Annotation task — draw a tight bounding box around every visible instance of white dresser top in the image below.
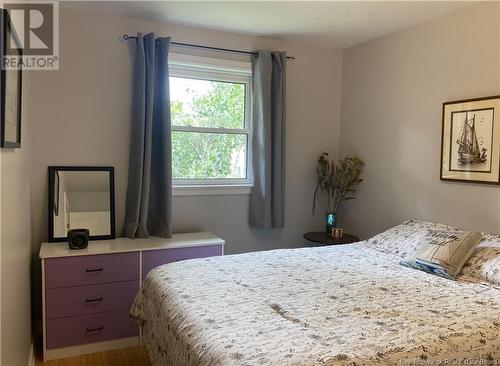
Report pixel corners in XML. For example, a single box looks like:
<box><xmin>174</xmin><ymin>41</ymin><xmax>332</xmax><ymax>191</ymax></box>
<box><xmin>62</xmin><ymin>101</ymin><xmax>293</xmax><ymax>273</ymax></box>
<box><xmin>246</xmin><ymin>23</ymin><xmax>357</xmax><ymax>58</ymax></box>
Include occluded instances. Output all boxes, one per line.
<box><xmin>39</xmin><ymin>232</ymin><xmax>225</xmax><ymax>259</ymax></box>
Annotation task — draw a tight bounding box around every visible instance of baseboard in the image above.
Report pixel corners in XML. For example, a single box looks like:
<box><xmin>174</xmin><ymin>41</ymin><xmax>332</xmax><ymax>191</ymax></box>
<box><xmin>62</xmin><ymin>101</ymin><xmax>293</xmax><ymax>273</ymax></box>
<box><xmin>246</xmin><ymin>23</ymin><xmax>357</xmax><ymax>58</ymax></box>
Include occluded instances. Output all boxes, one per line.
<box><xmin>28</xmin><ymin>341</ymin><xmax>35</xmax><ymax>366</ymax></box>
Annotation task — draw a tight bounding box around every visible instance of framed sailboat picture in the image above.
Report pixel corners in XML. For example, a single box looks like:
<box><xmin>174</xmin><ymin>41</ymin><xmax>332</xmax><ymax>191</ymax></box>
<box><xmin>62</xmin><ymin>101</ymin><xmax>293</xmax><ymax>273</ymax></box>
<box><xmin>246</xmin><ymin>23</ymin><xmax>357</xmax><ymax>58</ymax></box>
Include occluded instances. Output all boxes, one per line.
<box><xmin>441</xmin><ymin>95</ymin><xmax>500</xmax><ymax>184</ymax></box>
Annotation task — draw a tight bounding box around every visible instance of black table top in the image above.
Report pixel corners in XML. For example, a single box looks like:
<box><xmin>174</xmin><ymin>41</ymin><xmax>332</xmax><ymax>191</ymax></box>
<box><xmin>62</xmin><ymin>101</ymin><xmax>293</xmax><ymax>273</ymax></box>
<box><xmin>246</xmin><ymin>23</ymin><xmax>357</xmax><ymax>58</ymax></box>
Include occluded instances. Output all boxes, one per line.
<box><xmin>303</xmin><ymin>232</ymin><xmax>360</xmax><ymax>246</ymax></box>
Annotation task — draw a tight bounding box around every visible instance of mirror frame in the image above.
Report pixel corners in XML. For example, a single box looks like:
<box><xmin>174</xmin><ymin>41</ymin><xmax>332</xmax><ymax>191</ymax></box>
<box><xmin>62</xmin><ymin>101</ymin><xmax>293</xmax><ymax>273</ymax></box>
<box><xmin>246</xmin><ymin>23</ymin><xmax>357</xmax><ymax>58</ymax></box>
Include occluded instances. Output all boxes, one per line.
<box><xmin>48</xmin><ymin>166</ymin><xmax>116</xmax><ymax>243</ymax></box>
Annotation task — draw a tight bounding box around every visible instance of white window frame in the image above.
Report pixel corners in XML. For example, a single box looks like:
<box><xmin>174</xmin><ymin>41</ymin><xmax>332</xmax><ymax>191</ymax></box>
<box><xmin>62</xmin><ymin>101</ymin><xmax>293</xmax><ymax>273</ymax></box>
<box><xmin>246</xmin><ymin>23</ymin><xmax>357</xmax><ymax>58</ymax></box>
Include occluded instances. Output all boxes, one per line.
<box><xmin>169</xmin><ymin>53</ymin><xmax>253</xmax><ymax>195</ymax></box>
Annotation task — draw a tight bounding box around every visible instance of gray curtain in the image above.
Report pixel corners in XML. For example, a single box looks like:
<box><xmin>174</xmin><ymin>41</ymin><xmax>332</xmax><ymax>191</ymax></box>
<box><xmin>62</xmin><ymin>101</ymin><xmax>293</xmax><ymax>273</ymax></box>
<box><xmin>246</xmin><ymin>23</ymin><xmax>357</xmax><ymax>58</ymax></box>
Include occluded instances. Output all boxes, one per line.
<box><xmin>249</xmin><ymin>51</ymin><xmax>286</xmax><ymax>229</ymax></box>
<box><xmin>124</xmin><ymin>33</ymin><xmax>172</xmax><ymax>238</ymax></box>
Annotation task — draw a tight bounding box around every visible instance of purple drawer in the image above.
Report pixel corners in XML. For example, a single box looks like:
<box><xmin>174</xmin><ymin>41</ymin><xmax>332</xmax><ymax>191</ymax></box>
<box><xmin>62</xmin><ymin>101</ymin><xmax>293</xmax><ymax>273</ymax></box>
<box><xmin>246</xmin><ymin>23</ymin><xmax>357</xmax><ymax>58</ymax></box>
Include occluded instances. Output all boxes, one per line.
<box><xmin>46</xmin><ymin>280</ymin><xmax>139</xmax><ymax>319</ymax></box>
<box><xmin>142</xmin><ymin>245</ymin><xmax>222</xmax><ymax>278</ymax></box>
<box><xmin>46</xmin><ymin>310</ymin><xmax>138</xmax><ymax>349</ymax></box>
<box><xmin>45</xmin><ymin>252</ymin><xmax>139</xmax><ymax>288</ymax></box>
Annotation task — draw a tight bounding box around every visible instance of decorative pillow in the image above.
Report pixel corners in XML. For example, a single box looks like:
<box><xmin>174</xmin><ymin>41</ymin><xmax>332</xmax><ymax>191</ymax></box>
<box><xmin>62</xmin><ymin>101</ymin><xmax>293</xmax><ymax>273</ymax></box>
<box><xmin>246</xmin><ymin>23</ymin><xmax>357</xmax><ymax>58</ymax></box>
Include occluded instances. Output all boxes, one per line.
<box><xmin>400</xmin><ymin>229</ymin><xmax>482</xmax><ymax>280</ymax></box>
<box><xmin>366</xmin><ymin>219</ymin><xmax>459</xmax><ymax>258</ymax></box>
<box><xmin>459</xmin><ymin>234</ymin><xmax>500</xmax><ymax>288</ymax></box>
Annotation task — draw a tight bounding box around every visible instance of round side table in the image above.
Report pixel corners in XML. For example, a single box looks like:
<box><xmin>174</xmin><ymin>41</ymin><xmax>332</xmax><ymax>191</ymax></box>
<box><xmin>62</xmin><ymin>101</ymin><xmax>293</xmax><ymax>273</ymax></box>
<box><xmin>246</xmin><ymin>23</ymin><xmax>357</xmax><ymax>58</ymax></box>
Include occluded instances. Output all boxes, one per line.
<box><xmin>303</xmin><ymin>232</ymin><xmax>360</xmax><ymax>247</ymax></box>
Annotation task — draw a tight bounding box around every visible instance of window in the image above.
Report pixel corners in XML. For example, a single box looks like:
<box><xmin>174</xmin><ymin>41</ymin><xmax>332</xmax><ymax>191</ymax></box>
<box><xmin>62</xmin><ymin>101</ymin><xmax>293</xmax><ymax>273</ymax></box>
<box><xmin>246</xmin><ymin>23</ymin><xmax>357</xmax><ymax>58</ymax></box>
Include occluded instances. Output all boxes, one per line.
<box><xmin>169</xmin><ymin>54</ymin><xmax>252</xmax><ymax>190</ymax></box>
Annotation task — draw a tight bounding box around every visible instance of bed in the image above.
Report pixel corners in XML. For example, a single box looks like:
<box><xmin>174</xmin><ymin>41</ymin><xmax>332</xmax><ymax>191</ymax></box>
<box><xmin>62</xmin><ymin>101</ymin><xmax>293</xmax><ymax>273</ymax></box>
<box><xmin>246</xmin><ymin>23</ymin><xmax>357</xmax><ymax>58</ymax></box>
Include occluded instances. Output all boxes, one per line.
<box><xmin>130</xmin><ymin>221</ymin><xmax>500</xmax><ymax>365</ymax></box>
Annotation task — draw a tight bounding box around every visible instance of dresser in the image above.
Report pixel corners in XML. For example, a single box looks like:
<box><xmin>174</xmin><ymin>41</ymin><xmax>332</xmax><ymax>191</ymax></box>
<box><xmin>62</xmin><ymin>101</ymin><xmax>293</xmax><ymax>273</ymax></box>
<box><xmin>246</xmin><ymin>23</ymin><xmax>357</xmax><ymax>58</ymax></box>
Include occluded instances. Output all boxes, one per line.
<box><xmin>39</xmin><ymin>232</ymin><xmax>225</xmax><ymax>361</ymax></box>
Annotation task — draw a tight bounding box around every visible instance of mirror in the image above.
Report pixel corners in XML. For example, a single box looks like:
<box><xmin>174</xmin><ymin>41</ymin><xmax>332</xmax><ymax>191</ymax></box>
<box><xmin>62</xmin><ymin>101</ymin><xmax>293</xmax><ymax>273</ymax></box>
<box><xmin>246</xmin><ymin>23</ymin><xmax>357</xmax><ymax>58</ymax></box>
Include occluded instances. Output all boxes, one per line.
<box><xmin>48</xmin><ymin>166</ymin><xmax>115</xmax><ymax>242</ymax></box>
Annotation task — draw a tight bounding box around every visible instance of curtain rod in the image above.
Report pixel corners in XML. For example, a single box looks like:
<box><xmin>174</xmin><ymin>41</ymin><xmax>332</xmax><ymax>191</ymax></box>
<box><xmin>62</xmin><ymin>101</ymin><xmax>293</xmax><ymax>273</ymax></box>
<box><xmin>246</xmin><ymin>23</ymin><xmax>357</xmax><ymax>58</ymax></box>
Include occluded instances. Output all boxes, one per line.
<box><xmin>121</xmin><ymin>34</ymin><xmax>296</xmax><ymax>60</ymax></box>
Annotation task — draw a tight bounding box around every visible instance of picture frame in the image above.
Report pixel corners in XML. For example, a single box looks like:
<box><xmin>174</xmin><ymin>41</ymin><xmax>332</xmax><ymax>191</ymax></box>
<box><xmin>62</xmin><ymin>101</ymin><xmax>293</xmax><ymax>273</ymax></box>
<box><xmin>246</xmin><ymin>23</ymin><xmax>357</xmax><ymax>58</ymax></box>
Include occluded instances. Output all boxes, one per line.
<box><xmin>0</xmin><ymin>9</ymin><xmax>23</xmax><ymax>148</ymax></box>
<box><xmin>441</xmin><ymin>95</ymin><xmax>500</xmax><ymax>184</ymax></box>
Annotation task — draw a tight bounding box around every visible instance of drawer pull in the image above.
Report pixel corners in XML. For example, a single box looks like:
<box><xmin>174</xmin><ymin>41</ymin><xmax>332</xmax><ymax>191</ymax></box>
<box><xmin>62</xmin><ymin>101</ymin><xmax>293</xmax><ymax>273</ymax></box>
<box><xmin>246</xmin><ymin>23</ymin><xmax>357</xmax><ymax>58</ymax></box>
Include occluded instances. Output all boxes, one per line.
<box><xmin>85</xmin><ymin>297</ymin><xmax>103</xmax><ymax>303</ymax></box>
<box><xmin>85</xmin><ymin>268</ymin><xmax>103</xmax><ymax>273</ymax></box>
<box><xmin>86</xmin><ymin>326</ymin><xmax>104</xmax><ymax>332</ymax></box>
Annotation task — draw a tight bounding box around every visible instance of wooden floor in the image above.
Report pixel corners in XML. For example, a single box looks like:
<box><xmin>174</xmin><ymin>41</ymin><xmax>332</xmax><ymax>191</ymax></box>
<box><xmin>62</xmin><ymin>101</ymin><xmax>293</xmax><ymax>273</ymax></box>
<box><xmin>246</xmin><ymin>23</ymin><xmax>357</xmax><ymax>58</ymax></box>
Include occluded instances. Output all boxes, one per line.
<box><xmin>35</xmin><ymin>346</ymin><xmax>151</xmax><ymax>366</ymax></box>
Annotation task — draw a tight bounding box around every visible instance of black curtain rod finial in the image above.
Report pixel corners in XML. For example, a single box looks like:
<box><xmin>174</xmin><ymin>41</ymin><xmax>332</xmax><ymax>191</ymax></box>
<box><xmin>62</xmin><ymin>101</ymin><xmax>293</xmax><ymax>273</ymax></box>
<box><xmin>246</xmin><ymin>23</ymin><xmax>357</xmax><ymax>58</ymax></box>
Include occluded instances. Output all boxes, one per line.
<box><xmin>122</xmin><ymin>34</ymin><xmax>137</xmax><ymax>40</ymax></box>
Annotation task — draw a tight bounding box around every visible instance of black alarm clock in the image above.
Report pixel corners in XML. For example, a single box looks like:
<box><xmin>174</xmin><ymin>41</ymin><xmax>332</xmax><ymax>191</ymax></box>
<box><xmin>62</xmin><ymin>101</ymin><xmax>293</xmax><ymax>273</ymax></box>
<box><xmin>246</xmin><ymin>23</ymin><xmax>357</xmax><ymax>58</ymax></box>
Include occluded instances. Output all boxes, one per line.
<box><xmin>67</xmin><ymin>229</ymin><xmax>90</xmax><ymax>250</ymax></box>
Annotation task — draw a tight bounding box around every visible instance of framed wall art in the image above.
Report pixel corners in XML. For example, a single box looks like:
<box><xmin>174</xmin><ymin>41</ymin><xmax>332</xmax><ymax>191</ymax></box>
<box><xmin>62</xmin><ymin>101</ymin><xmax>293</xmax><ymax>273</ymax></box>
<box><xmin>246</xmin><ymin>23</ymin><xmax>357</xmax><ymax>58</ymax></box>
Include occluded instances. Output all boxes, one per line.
<box><xmin>0</xmin><ymin>9</ymin><xmax>23</xmax><ymax>148</ymax></box>
<box><xmin>441</xmin><ymin>95</ymin><xmax>500</xmax><ymax>184</ymax></box>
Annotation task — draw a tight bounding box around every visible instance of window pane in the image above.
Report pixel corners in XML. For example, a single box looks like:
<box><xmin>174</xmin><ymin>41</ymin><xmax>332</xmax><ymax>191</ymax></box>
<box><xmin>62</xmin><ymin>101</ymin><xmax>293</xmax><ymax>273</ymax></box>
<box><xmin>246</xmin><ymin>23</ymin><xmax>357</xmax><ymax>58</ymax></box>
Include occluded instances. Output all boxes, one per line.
<box><xmin>172</xmin><ymin>132</ymin><xmax>247</xmax><ymax>179</ymax></box>
<box><xmin>170</xmin><ymin>77</ymin><xmax>245</xmax><ymax>129</ymax></box>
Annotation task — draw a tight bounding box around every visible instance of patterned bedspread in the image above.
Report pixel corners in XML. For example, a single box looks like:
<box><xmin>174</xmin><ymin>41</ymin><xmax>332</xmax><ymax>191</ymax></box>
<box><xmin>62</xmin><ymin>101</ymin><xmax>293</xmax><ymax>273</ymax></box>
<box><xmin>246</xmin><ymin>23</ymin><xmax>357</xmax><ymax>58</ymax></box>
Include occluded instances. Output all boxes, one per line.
<box><xmin>130</xmin><ymin>243</ymin><xmax>500</xmax><ymax>365</ymax></box>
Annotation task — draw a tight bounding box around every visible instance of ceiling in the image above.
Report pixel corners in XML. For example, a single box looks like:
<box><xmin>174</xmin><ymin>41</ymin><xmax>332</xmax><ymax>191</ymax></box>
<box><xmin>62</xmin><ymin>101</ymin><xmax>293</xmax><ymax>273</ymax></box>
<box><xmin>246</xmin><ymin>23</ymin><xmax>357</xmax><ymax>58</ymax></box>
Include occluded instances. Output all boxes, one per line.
<box><xmin>61</xmin><ymin>171</ymin><xmax>110</xmax><ymax>192</ymax></box>
<box><xmin>61</xmin><ymin>1</ymin><xmax>477</xmax><ymax>49</ymax></box>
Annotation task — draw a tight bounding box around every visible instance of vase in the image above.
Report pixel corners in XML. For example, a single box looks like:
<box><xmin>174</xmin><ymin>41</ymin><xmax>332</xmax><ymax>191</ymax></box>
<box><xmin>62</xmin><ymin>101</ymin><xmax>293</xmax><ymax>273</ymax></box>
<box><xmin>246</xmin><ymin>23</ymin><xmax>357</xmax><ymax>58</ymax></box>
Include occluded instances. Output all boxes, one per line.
<box><xmin>325</xmin><ymin>213</ymin><xmax>337</xmax><ymax>233</ymax></box>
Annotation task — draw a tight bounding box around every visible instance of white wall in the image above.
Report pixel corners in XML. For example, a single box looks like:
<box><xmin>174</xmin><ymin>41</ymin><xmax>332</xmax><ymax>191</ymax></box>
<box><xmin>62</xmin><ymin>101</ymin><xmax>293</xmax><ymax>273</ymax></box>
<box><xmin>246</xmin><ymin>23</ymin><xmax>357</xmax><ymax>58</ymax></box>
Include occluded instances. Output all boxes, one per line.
<box><xmin>1</xmin><ymin>73</ymin><xmax>33</xmax><ymax>364</ymax></box>
<box><xmin>67</xmin><ymin>192</ymin><xmax>110</xmax><ymax>212</ymax></box>
<box><xmin>30</xmin><ymin>8</ymin><xmax>343</xmax><ymax>256</ymax></box>
<box><xmin>340</xmin><ymin>2</ymin><xmax>500</xmax><ymax>239</ymax></box>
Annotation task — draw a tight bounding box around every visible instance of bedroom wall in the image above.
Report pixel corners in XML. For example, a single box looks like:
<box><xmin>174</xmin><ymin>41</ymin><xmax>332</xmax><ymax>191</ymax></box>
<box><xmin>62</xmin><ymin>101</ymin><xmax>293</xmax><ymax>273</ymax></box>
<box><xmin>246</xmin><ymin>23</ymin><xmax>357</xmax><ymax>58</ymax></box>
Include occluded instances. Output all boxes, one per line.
<box><xmin>29</xmin><ymin>7</ymin><xmax>343</xmax><ymax>252</ymax></box>
<box><xmin>1</xmin><ymin>73</ymin><xmax>34</xmax><ymax>364</ymax></box>
<box><xmin>340</xmin><ymin>2</ymin><xmax>500</xmax><ymax>239</ymax></box>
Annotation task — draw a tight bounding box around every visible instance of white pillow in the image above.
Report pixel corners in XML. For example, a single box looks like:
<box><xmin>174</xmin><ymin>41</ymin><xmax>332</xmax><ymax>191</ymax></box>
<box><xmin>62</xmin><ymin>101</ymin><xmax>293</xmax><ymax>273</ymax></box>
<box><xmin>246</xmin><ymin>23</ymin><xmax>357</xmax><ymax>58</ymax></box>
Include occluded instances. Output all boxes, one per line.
<box><xmin>459</xmin><ymin>234</ymin><xmax>500</xmax><ymax>288</ymax></box>
<box><xmin>366</xmin><ymin>219</ymin><xmax>459</xmax><ymax>258</ymax></box>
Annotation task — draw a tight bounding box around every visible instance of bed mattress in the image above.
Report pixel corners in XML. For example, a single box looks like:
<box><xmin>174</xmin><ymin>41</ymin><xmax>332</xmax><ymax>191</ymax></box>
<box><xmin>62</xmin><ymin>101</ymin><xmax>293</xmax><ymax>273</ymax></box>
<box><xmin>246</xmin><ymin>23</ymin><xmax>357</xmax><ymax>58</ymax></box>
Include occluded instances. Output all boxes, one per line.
<box><xmin>131</xmin><ymin>243</ymin><xmax>500</xmax><ymax>365</ymax></box>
